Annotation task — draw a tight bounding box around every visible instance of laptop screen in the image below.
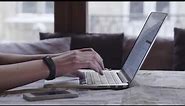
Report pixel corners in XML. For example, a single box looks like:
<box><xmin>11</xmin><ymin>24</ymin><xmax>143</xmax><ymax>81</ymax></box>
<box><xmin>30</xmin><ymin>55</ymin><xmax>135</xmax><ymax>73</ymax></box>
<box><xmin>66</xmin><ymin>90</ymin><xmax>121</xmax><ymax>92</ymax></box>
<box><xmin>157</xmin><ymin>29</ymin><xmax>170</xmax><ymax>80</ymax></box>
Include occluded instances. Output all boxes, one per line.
<box><xmin>122</xmin><ymin>12</ymin><xmax>167</xmax><ymax>82</ymax></box>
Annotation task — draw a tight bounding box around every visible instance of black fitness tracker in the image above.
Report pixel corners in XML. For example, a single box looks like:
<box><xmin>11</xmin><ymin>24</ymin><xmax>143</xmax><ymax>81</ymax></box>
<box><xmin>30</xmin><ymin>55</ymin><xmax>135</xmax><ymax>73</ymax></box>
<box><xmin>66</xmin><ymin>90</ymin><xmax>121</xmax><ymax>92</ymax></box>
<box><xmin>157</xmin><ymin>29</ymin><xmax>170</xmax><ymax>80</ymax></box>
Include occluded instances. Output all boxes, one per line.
<box><xmin>42</xmin><ymin>56</ymin><xmax>56</xmax><ymax>80</ymax></box>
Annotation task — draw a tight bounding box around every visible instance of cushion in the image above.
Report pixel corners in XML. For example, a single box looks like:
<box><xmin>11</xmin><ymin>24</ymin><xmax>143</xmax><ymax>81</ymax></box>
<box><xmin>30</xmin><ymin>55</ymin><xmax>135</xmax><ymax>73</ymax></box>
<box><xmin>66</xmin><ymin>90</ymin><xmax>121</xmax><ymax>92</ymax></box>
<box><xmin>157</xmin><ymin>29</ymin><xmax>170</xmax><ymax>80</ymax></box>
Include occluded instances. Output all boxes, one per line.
<box><xmin>0</xmin><ymin>38</ymin><xmax>70</xmax><ymax>55</ymax></box>
<box><xmin>39</xmin><ymin>32</ymin><xmax>124</xmax><ymax>69</ymax></box>
<box><xmin>40</xmin><ymin>32</ymin><xmax>82</xmax><ymax>40</ymax></box>
<box><xmin>173</xmin><ymin>27</ymin><xmax>185</xmax><ymax>70</ymax></box>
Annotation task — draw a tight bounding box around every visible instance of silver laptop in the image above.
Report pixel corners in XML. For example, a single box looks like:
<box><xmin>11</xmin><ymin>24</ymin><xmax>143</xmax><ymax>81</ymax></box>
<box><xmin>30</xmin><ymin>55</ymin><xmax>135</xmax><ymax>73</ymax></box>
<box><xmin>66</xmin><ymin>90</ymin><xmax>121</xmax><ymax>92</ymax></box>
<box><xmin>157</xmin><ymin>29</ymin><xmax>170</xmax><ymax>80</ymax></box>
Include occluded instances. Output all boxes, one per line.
<box><xmin>79</xmin><ymin>12</ymin><xmax>168</xmax><ymax>90</ymax></box>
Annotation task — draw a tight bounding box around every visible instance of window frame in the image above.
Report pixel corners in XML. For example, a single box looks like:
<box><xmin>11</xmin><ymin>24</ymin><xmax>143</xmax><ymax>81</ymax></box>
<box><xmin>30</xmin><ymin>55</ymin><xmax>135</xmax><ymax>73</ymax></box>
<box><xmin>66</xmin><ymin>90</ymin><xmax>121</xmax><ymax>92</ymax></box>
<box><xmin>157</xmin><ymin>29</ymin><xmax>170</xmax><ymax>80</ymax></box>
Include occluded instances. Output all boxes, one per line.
<box><xmin>54</xmin><ymin>1</ymin><xmax>86</xmax><ymax>34</ymax></box>
<box><xmin>54</xmin><ymin>1</ymin><xmax>177</xmax><ymax>34</ymax></box>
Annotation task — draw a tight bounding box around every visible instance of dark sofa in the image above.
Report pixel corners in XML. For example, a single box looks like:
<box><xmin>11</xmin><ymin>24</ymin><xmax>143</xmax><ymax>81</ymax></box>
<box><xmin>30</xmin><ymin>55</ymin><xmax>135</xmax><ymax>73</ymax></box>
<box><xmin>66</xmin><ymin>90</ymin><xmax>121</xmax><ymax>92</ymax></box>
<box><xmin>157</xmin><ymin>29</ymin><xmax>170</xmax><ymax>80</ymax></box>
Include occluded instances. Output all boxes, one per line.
<box><xmin>39</xmin><ymin>32</ymin><xmax>175</xmax><ymax>71</ymax></box>
<box><xmin>0</xmin><ymin>27</ymin><xmax>185</xmax><ymax>71</ymax></box>
<box><xmin>123</xmin><ymin>36</ymin><xmax>174</xmax><ymax>70</ymax></box>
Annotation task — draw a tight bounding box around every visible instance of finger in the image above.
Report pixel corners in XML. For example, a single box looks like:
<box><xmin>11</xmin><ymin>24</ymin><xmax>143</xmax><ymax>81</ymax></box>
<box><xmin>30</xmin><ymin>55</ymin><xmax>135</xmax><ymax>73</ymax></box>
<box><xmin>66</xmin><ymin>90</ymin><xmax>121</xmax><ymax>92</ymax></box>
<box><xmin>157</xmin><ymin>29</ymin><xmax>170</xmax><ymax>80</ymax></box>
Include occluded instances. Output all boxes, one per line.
<box><xmin>94</xmin><ymin>53</ymin><xmax>105</xmax><ymax>70</ymax></box>
<box><xmin>105</xmin><ymin>68</ymin><xmax>111</xmax><ymax>71</ymax></box>
<box><xmin>69</xmin><ymin>50</ymin><xmax>104</xmax><ymax>75</ymax></box>
<box><xmin>92</xmin><ymin>60</ymin><xmax>104</xmax><ymax>75</ymax></box>
<box><xmin>79</xmin><ymin>60</ymin><xmax>102</xmax><ymax>75</ymax></box>
<box><xmin>89</xmin><ymin>50</ymin><xmax>105</xmax><ymax>70</ymax></box>
<box><xmin>79</xmin><ymin>48</ymin><xmax>94</xmax><ymax>52</ymax></box>
<box><xmin>87</xmin><ymin>51</ymin><xmax>105</xmax><ymax>70</ymax></box>
<box><xmin>88</xmin><ymin>60</ymin><xmax>103</xmax><ymax>75</ymax></box>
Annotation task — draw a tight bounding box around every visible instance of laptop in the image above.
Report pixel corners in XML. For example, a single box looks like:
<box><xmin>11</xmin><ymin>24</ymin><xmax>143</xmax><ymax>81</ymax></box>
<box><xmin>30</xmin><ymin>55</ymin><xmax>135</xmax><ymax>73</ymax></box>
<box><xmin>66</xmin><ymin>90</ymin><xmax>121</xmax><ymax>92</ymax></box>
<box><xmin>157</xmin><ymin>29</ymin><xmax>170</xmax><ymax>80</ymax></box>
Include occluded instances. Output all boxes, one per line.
<box><xmin>77</xmin><ymin>12</ymin><xmax>168</xmax><ymax>90</ymax></box>
<box><xmin>45</xmin><ymin>12</ymin><xmax>167</xmax><ymax>89</ymax></box>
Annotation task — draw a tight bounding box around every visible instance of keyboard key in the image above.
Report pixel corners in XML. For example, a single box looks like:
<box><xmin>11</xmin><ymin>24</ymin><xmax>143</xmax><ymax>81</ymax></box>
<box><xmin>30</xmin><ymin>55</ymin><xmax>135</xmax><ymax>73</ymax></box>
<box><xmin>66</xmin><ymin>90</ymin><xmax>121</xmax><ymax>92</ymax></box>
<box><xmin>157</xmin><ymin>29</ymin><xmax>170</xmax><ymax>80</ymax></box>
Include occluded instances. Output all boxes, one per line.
<box><xmin>91</xmin><ymin>72</ymin><xmax>102</xmax><ymax>84</ymax></box>
<box><xmin>90</xmin><ymin>72</ymin><xmax>96</xmax><ymax>84</ymax></box>
<box><xmin>86</xmin><ymin>72</ymin><xmax>93</xmax><ymax>85</ymax></box>
<box><xmin>99</xmin><ymin>72</ymin><xmax>109</xmax><ymax>84</ymax></box>
<box><xmin>110</xmin><ymin>72</ymin><xmax>123</xmax><ymax>84</ymax></box>
<box><xmin>104</xmin><ymin>72</ymin><xmax>116</xmax><ymax>84</ymax></box>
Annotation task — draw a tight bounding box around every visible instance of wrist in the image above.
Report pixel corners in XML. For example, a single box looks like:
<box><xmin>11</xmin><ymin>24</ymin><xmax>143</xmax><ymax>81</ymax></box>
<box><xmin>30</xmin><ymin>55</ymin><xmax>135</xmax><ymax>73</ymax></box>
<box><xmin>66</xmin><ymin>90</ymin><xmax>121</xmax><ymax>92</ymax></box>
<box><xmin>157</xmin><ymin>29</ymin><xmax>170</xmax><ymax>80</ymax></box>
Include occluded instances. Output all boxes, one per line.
<box><xmin>52</xmin><ymin>57</ymin><xmax>65</xmax><ymax>77</ymax></box>
<box><xmin>42</xmin><ymin>56</ymin><xmax>56</xmax><ymax>80</ymax></box>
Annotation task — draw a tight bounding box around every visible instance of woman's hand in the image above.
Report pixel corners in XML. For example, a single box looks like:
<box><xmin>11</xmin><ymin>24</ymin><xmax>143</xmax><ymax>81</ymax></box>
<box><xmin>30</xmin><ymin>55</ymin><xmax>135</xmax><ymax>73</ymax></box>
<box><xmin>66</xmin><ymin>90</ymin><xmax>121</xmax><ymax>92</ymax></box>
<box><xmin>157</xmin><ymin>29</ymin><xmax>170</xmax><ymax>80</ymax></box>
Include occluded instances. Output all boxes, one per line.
<box><xmin>53</xmin><ymin>48</ymin><xmax>105</xmax><ymax>77</ymax></box>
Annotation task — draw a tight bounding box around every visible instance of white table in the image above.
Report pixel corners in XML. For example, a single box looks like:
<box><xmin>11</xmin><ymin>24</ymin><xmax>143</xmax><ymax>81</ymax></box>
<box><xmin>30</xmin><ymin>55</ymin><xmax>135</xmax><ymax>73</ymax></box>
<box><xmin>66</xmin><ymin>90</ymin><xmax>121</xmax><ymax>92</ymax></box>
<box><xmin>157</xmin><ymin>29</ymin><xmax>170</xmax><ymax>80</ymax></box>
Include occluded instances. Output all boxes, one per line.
<box><xmin>1</xmin><ymin>70</ymin><xmax>185</xmax><ymax>105</ymax></box>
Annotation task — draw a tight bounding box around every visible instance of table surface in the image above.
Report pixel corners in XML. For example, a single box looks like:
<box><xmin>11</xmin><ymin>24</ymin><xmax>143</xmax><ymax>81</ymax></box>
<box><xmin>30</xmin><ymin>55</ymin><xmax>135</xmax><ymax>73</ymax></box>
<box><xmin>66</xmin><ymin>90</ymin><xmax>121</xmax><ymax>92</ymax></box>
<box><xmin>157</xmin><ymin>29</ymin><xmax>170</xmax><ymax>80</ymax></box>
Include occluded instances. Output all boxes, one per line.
<box><xmin>1</xmin><ymin>70</ymin><xmax>185</xmax><ymax>105</ymax></box>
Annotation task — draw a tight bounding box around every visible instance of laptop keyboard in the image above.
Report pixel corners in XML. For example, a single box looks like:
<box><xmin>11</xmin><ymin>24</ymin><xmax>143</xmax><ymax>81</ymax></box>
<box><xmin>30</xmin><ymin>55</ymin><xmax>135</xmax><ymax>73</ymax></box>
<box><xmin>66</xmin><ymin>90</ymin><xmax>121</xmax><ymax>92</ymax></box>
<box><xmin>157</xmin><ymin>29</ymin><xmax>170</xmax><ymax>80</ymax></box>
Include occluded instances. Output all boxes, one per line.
<box><xmin>80</xmin><ymin>71</ymin><xmax>127</xmax><ymax>85</ymax></box>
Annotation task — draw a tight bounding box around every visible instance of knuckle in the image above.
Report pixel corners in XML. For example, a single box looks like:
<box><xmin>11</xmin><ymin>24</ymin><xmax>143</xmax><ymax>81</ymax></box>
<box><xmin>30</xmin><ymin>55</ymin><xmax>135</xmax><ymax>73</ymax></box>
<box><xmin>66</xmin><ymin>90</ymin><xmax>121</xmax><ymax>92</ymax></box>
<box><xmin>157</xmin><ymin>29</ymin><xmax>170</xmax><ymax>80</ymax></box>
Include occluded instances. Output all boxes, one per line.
<box><xmin>91</xmin><ymin>54</ymin><xmax>96</xmax><ymax>60</ymax></box>
<box><xmin>91</xmin><ymin>52</ymin><xmax>96</xmax><ymax>58</ymax></box>
<box><xmin>90</xmin><ymin>48</ymin><xmax>94</xmax><ymax>51</ymax></box>
<box><xmin>92</xmin><ymin>58</ymin><xmax>97</xmax><ymax>64</ymax></box>
<box><xmin>72</xmin><ymin>50</ymin><xmax>79</xmax><ymax>55</ymax></box>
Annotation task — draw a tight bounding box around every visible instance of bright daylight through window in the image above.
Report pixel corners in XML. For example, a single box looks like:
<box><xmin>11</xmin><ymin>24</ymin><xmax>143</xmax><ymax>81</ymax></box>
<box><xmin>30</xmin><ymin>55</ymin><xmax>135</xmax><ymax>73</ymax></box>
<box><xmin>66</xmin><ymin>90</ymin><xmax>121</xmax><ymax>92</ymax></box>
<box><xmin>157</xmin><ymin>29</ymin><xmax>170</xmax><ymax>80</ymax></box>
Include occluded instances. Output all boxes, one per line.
<box><xmin>88</xmin><ymin>1</ymin><xmax>185</xmax><ymax>40</ymax></box>
<box><xmin>0</xmin><ymin>2</ymin><xmax>54</xmax><ymax>43</ymax></box>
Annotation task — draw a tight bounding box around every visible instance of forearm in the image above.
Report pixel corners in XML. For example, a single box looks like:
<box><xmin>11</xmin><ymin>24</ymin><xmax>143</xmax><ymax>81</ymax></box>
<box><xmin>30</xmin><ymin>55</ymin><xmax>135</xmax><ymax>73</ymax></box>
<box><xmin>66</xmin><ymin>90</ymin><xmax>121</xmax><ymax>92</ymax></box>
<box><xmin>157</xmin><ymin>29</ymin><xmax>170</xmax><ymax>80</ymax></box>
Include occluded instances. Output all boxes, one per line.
<box><xmin>0</xmin><ymin>53</ymin><xmax>62</xmax><ymax>65</ymax></box>
<box><xmin>0</xmin><ymin>59</ymin><xmax>49</xmax><ymax>93</ymax></box>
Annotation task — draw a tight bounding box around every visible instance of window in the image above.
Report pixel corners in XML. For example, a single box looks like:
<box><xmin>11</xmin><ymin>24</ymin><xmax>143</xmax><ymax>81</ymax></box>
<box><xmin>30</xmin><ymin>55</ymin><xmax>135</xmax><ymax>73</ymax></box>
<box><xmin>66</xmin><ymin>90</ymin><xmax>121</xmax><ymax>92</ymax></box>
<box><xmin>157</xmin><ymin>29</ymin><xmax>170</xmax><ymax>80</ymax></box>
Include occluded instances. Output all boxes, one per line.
<box><xmin>129</xmin><ymin>2</ymin><xmax>144</xmax><ymax>20</ymax></box>
<box><xmin>156</xmin><ymin>2</ymin><xmax>170</xmax><ymax>20</ymax></box>
<box><xmin>21</xmin><ymin>2</ymin><xmax>54</xmax><ymax>14</ymax></box>
<box><xmin>1</xmin><ymin>2</ymin><xmax>54</xmax><ymax>43</ymax></box>
<box><xmin>88</xmin><ymin>2</ymin><xmax>124</xmax><ymax>33</ymax></box>
<box><xmin>156</xmin><ymin>2</ymin><xmax>169</xmax><ymax>13</ymax></box>
<box><xmin>87</xmin><ymin>1</ymin><xmax>184</xmax><ymax>40</ymax></box>
<box><xmin>22</xmin><ymin>2</ymin><xmax>37</xmax><ymax>13</ymax></box>
<box><xmin>46</xmin><ymin>2</ymin><xmax>54</xmax><ymax>14</ymax></box>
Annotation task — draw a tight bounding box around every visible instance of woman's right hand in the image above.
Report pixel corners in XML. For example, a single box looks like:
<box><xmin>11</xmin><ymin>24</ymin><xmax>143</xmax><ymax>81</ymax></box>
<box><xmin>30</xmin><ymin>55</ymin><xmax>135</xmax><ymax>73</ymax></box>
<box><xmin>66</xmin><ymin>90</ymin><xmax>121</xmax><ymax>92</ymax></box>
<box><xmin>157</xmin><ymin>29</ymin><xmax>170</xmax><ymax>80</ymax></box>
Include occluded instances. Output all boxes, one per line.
<box><xmin>52</xmin><ymin>48</ymin><xmax>105</xmax><ymax>78</ymax></box>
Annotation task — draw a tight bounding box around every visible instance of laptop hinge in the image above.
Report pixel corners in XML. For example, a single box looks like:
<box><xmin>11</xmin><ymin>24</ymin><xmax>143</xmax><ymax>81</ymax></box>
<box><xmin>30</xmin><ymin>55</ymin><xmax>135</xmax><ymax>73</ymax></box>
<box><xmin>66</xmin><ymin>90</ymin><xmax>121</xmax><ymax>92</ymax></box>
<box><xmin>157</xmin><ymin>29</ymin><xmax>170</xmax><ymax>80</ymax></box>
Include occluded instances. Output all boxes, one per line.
<box><xmin>117</xmin><ymin>71</ymin><xmax>129</xmax><ymax>83</ymax></box>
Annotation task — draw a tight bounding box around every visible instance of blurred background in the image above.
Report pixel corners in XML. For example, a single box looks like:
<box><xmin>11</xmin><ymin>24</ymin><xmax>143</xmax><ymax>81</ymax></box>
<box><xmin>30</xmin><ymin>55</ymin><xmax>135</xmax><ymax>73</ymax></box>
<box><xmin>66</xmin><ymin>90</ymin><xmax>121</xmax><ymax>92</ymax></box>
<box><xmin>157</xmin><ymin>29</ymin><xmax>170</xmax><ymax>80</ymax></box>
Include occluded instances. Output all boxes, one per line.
<box><xmin>0</xmin><ymin>1</ymin><xmax>184</xmax><ymax>42</ymax></box>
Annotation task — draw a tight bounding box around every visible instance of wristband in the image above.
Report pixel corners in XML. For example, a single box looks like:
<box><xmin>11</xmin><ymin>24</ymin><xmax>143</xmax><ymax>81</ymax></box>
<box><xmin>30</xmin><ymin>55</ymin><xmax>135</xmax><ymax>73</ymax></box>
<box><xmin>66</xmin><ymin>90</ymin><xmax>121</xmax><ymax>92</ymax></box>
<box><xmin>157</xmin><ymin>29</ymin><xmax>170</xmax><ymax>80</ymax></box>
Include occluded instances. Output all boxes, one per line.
<box><xmin>42</xmin><ymin>56</ymin><xmax>56</xmax><ymax>80</ymax></box>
